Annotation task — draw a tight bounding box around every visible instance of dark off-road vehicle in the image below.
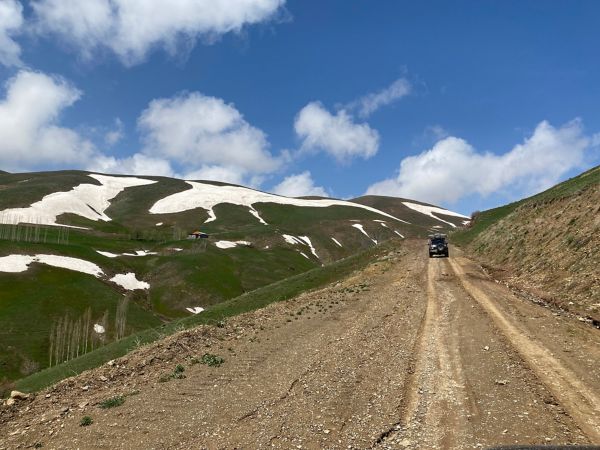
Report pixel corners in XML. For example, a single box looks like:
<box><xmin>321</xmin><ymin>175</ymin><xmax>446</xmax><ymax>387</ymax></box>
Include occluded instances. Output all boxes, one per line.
<box><xmin>428</xmin><ymin>234</ymin><xmax>449</xmax><ymax>258</ymax></box>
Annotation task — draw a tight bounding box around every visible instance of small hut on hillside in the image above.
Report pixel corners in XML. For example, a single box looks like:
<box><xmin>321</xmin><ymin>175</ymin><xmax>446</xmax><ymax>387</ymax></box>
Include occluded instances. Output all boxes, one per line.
<box><xmin>187</xmin><ymin>231</ymin><xmax>209</xmax><ymax>240</ymax></box>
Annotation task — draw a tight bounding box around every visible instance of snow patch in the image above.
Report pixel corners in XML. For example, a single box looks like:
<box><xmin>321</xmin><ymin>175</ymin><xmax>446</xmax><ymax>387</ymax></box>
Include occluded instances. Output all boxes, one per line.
<box><xmin>93</xmin><ymin>324</ymin><xmax>105</xmax><ymax>334</ymax></box>
<box><xmin>0</xmin><ymin>174</ymin><xmax>156</xmax><ymax>228</ymax></box>
<box><xmin>331</xmin><ymin>237</ymin><xmax>343</xmax><ymax>247</ymax></box>
<box><xmin>109</xmin><ymin>273</ymin><xmax>149</xmax><ymax>290</ymax></box>
<box><xmin>299</xmin><ymin>251</ymin><xmax>310</xmax><ymax>259</ymax></box>
<box><xmin>149</xmin><ymin>181</ymin><xmax>410</xmax><ymax>224</ymax></box>
<box><xmin>249</xmin><ymin>207</ymin><xmax>268</xmax><ymax>225</ymax></box>
<box><xmin>96</xmin><ymin>250</ymin><xmax>118</xmax><ymax>258</ymax></box>
<box><xmin>204</xmin><ymin>209</ymin><xmax>217</xmax><ymax>223</ymax></box>
<box><xmin>215</xmin><ymin>240</ymin><xmax>252</xmax><ymax>249</ymax></box>
<box><xmin>0</xmin><ymin>255</ymin><xmax>34</xmax><ymax>273</ymax></box>
<box><xmin>394</xmin><ymin>230</ymin><xmax>405</xmax><ymax>238</ymax></box>
<box><xmin>282</xmin><ymin>234</ymin><xmax>304</xmax><ymax>245</ymax></box>
<box><xmin>297</xmin><ymin>236</ymin><xmax>319</xmax><ymax>259</ymax></box>
<box><xmin>402</xmin><ymin>202</ymin><xmax>468</xmax><ymax>228</ymax></box>
<box><xmin>352</xmin><ymin>224</ymin><xmax>377</xmax><ymax>244</ymax></box>
<box><xmin>172</xmin><ymin>248</ymin><xmax>183</xmax><ymax>252</ymax></box>
<box><xmin>186</xmin><ymin>306</ymin><xmax>205</xmax><ymax>315</ymax></box>
<box><xmin>155</xmin><ymin>222</ymin><xmax>163</xmax><ymax>226</ymax></box>
<box><xmin>0</xmin><ymin>254</ymin><xmax>104</xmax><ymax>277</ymax></box>
<box><xmin>122</xmin><ymin>250</ymin><xmax>158</xmax><ymax>257</ymax></box>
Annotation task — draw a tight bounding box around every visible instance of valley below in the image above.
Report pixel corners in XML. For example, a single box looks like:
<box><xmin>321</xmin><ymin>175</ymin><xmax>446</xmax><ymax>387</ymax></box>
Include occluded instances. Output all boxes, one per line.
<box><xmin>2</xmin><ymin>239</ymin><xmax>599</xmax><ymax>449</ymax></box>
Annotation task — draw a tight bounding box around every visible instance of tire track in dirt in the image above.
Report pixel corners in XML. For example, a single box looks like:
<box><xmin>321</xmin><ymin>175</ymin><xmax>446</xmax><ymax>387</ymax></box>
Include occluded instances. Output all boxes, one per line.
<box><xmin>375</xmin><ymin>257</ymin><xmax>475</xmax><ymax>449</ymax></box>
<box><xmin>449</xmin><ymin>256</ymin><xmax>600</xmax><ymax>442</ymax></box>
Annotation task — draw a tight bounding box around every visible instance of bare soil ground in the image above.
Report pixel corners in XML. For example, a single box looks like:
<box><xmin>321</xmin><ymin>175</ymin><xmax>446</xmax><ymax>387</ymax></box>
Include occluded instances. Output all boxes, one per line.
<box><xmin>2</xmin><ymin>240</ymin><xmax>600</xmax><ymax>449</ymax></box>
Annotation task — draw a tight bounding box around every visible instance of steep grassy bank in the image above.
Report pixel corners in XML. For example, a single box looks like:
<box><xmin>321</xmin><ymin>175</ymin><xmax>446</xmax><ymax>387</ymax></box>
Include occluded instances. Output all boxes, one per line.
<box><xmin>453</xmin><ymin>166</ymin><xmax>600</xmax><ymax>318</ymax></box>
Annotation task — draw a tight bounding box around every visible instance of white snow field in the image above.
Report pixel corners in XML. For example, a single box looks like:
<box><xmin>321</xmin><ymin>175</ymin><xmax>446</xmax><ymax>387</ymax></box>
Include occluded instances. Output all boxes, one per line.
<box><xmin>0</xmin><ymin>174</ymin><xmax>156</xmax><ymax>228</ymax></box>
<box><xmin>149</xmin><ymin>181</ymin><xmax>411</xmax><ymax>224</ymax></box>
<box><xmin>215</xmin><ymin>240</ymin><xmax>251</xmax><ymax>249</ymax></box>
<box><xmin>401</xmin><ymin>201</ymin><xmax>468</xmax><ymax>228</ymax></box>
<box><xmin>0</xmin><ymin>254</ymin><xmax>103</xmax><ymax>277</ymax></box>
<box><xmin>331</xmin><ymin>237</ymin><xmax>343</xmax><ymax>247</ymax></box>
<box><xmin>109</xmin><ymin>272</ymin><xmax>150</xmax><ymax>290</ymax></box>
<box><xmin>351</xmin><ymin>223</ymin><xmax>377</xmax><ymax>244</ymax></box>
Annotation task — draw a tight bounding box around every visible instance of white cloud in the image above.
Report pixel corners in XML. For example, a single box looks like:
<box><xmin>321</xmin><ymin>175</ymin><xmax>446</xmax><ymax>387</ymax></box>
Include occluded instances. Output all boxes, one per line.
<box><xmin>271</xmin><ymin>171</ymin><xmax>328</xmax><ymax>197</ymax></box>
<box><xmin>0</xmin><ymin>70</ymin><xmax>97</xmax><ymax>172</ymax></box>
<box><xmin>105</xmin><ymin>118</ymin><xmax>124</xmax><ymax>146</ymax></box>
<box><xmin>294</xmin><ymin>102</ymin><xmax>379</xmax><ymax>163</ymax></box>
<box><xmin>31</xmin><ymin>0</ymin><xmax>286</xmax><ymax>66</ymax></box>
<box><xmin>0</xmin><ymin>0</ymin><xmax>23</xmax><ymax>66</ymax></box>
<box><xmin>366</xmin><ymin>120</ymin><xmax>594</xmax><ymax>205</ymax></box>
<box><xmin>137</xmin><ymin>92</ymin><xmax>282</xmax><ymax>184</ymax></box>
<box><xmin>348</xmin><ymin>77</ymin><xmax>411</xmax><ymax>118</ymax></box>
<box><xmin>89</xmin><ymin>153</ymin><xmax>174</xmax><ymax>177</ymax></box>
<box><xmin>183</xmin><ymin>165</ymin><xmax>246</xmax><ymax>185</ymax></box>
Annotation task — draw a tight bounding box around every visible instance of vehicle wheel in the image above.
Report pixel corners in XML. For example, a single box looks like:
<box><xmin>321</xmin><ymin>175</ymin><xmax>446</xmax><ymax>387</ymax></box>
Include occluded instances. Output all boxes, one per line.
<box><xmin>445</xmin><ymin>251</ymin><xmax>449</xmax><ymax>257</ymax></box>
<box><xmin>429</xmin><ymin>253</ymin><xmax>433</xmax><ymax>258</ymax></box>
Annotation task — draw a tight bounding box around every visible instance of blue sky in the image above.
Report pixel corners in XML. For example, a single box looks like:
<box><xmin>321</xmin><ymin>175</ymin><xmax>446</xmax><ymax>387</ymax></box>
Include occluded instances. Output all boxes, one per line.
<box><xmin>0</xmin><ymin>0</ymin><xmax>599</xmax><ymax>215</ymax></box>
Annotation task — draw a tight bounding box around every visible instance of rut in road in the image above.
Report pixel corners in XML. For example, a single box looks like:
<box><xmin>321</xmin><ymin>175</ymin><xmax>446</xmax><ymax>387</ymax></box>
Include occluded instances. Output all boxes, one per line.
<box><xmin>449</xmin><ymin>255</ymin><xmax>600</xmax><ymax>442</ymax></box>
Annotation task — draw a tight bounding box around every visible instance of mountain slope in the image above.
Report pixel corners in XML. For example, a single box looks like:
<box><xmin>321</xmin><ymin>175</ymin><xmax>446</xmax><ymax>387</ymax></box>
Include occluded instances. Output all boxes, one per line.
<box><xmin>454</xmin><ymin>165</ymin><xmax>600</xmax><ymax>320</ymax></box>
<box><xmin>0</xmin><ymin>169</ymin><xmax>465</xmax><ymax>383</ymax></box>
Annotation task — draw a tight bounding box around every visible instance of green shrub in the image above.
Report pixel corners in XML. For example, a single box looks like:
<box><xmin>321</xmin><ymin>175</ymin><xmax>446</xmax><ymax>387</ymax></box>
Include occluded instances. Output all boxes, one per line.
<box><xmin>80</xmin><ymin>416</ymin><xmax>93</xmax><ymax>426</ymax></box>
<box><xmin>99</xmin><ymin>395</ymin><xmax>125</xmax><ymax>409</ymax></box>
<box><xmin>200</xmin><ymin>353</ymin><xmax>224</xmax><ymax>367</ymax></box>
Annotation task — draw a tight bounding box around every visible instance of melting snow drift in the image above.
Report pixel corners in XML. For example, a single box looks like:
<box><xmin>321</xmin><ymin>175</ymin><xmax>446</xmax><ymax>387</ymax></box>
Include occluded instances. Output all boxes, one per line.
<box><xmin>149</xmin><ymin>181</ymin><xmax>410</xmax><ymax>224</ymax></box>
<box><xmin>0</xmin><ymin>254</ymin><xmax>104</xmax><ymax>277</ymax></box>
<box><xmin>215</xmin><ymin>240</ymin><xmax>251</xmax><ymax>249</ymax></box>
<box><xmin>352</xmin><ymin>224</ymin><xmax>377</xmax><ymax>244</ymax></box>
<box><xmin>331</xmin><ymin>237</ymin><xmax>343</xmax><ymax>247</ymax></box>
<box><xmin>186</xmin><ymin>306</ymin><xmax>205</xmax><ymax>314</ymax></box>
<box><xmin>0</xmin><ymin>174</ymin><xmax>156</xmax><ymax>228</ymax></box>
<box><xmin>109</xmin><ymin>273</ymin><xmax>150</xmax><ymax>290</ymax></box>
<box><xmin>401</xmin><ymin>202</ymin><xmax>468</xmax><ymax>228</ymax></box>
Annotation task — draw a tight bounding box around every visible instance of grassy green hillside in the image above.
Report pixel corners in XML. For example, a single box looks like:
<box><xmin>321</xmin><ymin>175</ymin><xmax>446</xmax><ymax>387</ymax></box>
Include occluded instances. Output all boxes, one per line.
<box><xmin>0</xmin><ymin>169</ymin><xmax>456</xmax><ymax>383</ymax></box>
<box><xmin>13</xmin><ymin>240</ymin><xmax>392</xmax><ymax>394</ymax></box>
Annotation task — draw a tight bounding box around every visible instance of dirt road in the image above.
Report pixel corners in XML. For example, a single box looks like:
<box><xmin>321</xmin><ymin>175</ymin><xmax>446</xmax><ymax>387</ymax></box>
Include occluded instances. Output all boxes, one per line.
<box><xmin>2</xmin><ymin>241</ymin><xmax>600</xmax><ymax>449</ymax></box>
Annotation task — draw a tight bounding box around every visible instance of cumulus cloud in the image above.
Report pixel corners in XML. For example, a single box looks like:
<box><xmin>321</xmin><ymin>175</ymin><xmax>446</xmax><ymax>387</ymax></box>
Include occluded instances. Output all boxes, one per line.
<box><xmin>0</xmin><ymin>0</ymin><xmax>23</xmax><ymax>66</ymax></box>
<box><xmin>137</xmin><ymin>92</ymin><xmax>282</xmax><ymax>183</ymax></box>
<box><xmin>0</xmin><ymin>70</ymin><xmax>98</xmax><ymax>172</ymax></box>
<box><xmin>104</xmin><ymin>118</ymin><xmax>124</xmax><ymax>146</ymax></box>
<box><xmin>271</xmin><ymin>171</ymin><xmax>328</xmax><ymax>197</ymax></box>
<box><xmin>366</xmin><ymin>120</ymin><xmax>594</xmax><ymax>205</ymax></box>
<box><xmin>89</xmin><ymin>153</ymin><xmax>174</xmax><ymax>177</ymax></box>
<box><xmin>348</xmin><ymin>77</ymin><xmax>411</xmax><ymax>118</ymax></box>
<box><xmin>295</xmin><ymin>102</ymin><xmax>379</xmax><ymax>163</ymax></box>
<box><xmin>31</xmin><ymin>0</ymin><xmax>286</xmax><ymax>65</ymax></box>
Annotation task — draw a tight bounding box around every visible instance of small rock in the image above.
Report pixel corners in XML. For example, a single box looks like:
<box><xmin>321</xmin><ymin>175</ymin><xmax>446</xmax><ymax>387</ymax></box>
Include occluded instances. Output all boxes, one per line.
<box><xmin>10</xmin><ymin>390</ymin><xmax>29</xmax><ymax>400</ymax></box>
<box><xmin>323</xmin><ymin>429</ymin><xmax>330</xmax><ymax>434</ymax></box>
<box><xmin>99</xmin><ymin>375</ymin><xmax>108</xmax><ymax>382</ymax></box>
<box><xmin>5</xmin><ymin>398</ymin><xmax>16</xmax><ymax>407</ymax></box>
<box><xmin>495</xmin><ymin>379</ymin><xmax>509</xmax><ymax>385</ymax></box>
<box><xmin>483</xmin><ymin>346</ymin><xmax>490</xmax><ymax>351</ymax></box>
<box><xmin>81</xmin><ymin>385</ymin><xmax>90</xmax><ymax>391</ymax></box>
<box><xmin>107</xmin><ymin>360</ymin><xmax>115</xmax><ymax>367</ymax></box>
